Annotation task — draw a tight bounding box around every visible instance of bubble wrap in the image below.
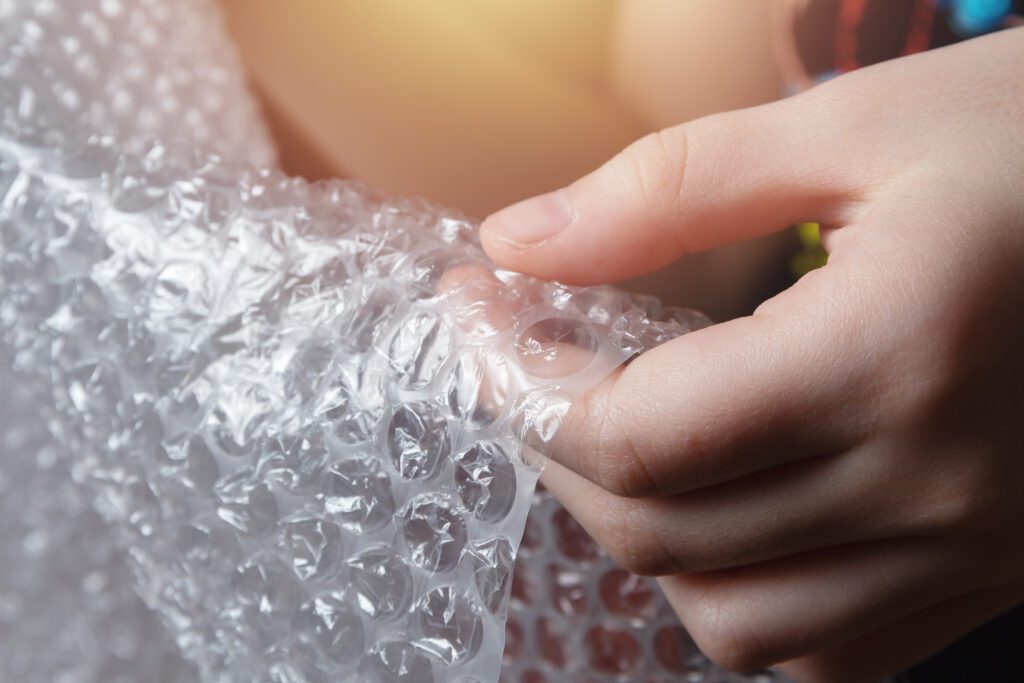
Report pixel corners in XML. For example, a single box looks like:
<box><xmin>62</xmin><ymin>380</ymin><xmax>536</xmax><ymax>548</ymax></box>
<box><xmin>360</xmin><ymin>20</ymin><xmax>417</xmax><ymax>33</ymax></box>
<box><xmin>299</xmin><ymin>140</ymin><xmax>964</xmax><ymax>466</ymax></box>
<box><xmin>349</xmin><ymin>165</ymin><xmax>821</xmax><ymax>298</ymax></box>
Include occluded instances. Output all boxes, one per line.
<box><xmin>0</xmin><ymin>1</ymin><xmax>784</xmax><ymax>681</ymax></box>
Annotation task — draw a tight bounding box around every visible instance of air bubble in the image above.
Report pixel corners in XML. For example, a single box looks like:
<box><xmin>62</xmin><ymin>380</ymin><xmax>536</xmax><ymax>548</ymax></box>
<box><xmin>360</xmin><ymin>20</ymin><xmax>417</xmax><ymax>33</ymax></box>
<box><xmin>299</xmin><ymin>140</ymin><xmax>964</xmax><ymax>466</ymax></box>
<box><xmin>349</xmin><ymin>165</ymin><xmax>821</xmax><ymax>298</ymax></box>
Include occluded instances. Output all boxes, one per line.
<box><xmin>215</xmin><ymin>477</ymin><xmax>279</xmax><ymax>536</ymax></box>
<box><xmin>182</xmin><ymin>436</ymin><xmax>219</xmax><ymax>491</ymax></box>
<box><xmin>347</xmin><ymin>545</ymin><xmax>414</xmax><ymax>620</ymax></box>
<box><xmin>291</xmin><ymin>594</ymin><xmax>364</xmax><ymax>664</ymax></box>
<box><xmin>552</xmin><ymin>507</ymin><xmax>600</xmax><ymax>563</ymax></box>
<box><xmin>547</xmin><ymin>564</ymin><xmax>588</xmax><ymax>617</ymax></box>
<box><xmin>445</xmin><ymin>349</ymin><xmax>509</xmax><ymax>429</ymax></box>
<box><xmin>315</xmin><ymin>375</ymin><xmax>374</xmax><ymax>444</ymax></box>
<box><xmin>504</xmin><ymin>618</ymin><xmax>524</xmax><ymax>662</ymax></box>
<box><xmin>652</xmin><ymin>625</ymin><xmax>706</xmax><ymax>676</ymax></box>
<box><xmin>470</xmin><ymin>537</ymin><xmax>515</xmax><ymax>613</ymax></box>
<box><xmin>284</xmin><ymin>339</ymin><xmax>336</xmax><ymax>401</ymax></box>
<box><xmin>515</xmin><ymin>318</ymin><xmax>599</xmax><ymax>379</ymax></box>
<box><xmin>585</xmin><ymin>625</ymin><xmax>642</xmax><ymax>675</ymax></box>
<box><xmin>255</xmin><ymin>433</ymin><xmax>329</xmax><ymax>495</ymax></box>
<box><xmin>320</xmin><ymin>457</ymin><xmax>396</xmax><ymax>533</ymax></box>
<box><xmin>536</xmin><ymin>617</ymin><xmax>570</xmax><ymax>670</ymax></box>
<box><xmin>388</xmin><ymin>311</ymin><xmax>451</xmax><ymax>390</ymax></box>
<box><xmin>359</xmin><ymin>641</ymin><xmax>435</xmax><ymax>683</ymax></box>
<box><xmin>231</xmin><ymin>558</ymin><xmax>301</xmax><ymax>623</ymax></box>
<box><xmin>281</xmin><ymin>517</ymin><xmax>342</xmax><ymax>582</ymax></box>
<box><xmin>598</xmin><ymin>568</ymin><xmax>657</xmax><ymax>621</ymax></box>
<box><xmin>401</xmin><ymin>495</ymin><xmax>467</xmax><ymax>573</ymax></box>
<box><xmin>414</xmin><ymin>586</ymin><xmax>484</xmax><ymax>665</ymax></box>
<box><xmin>386</xmin><ymin>402</ymin><xmax>450</xmax><ymax>481</ymax></box>
<box><xmin>454</xmin><ymin>440</ymin><xmax>516</xmax><ymax>523</ymax></box>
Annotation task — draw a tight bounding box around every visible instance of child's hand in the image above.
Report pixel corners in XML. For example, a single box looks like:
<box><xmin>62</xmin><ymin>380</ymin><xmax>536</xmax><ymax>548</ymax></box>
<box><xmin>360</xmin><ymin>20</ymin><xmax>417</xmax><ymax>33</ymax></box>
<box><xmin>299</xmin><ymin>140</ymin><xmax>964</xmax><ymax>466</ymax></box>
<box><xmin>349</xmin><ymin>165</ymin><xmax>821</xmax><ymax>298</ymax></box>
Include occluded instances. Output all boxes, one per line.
<box><xmin>480</xmin><ymin>28</ymin><xmax>1024</xmax><ymax>682</ymax></box>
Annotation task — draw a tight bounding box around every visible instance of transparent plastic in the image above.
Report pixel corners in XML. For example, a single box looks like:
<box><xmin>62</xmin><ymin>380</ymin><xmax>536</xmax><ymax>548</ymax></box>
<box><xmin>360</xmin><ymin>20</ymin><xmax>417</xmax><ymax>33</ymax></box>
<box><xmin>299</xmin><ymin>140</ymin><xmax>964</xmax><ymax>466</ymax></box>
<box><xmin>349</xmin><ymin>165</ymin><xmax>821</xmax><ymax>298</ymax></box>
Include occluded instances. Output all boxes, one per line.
<box><xmin>0</xmin><ymin>1</ymin><xmax>782</xmax><ymax>682</ymax></box>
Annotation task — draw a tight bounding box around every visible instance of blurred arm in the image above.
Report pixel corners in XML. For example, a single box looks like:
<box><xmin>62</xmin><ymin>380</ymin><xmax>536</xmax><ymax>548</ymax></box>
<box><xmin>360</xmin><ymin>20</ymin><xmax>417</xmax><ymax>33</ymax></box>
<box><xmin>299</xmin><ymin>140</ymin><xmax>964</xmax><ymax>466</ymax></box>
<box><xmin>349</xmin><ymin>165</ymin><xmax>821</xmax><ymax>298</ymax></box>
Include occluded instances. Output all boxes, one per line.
<box><xmin>221</xmin><ymin>0</ymin><xmax>644</xmax><ymax>217</ymax></box>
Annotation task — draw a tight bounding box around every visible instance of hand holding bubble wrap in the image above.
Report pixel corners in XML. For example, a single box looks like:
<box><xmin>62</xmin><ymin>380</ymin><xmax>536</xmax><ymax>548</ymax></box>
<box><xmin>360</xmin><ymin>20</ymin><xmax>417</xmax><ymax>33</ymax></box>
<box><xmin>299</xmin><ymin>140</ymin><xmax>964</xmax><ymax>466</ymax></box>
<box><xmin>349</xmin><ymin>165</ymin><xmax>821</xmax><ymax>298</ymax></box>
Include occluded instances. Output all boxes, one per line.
<box><xmin>0</xmin><ymin>1</ymin><xmax>780</xmax><ymax>681</ymax></box>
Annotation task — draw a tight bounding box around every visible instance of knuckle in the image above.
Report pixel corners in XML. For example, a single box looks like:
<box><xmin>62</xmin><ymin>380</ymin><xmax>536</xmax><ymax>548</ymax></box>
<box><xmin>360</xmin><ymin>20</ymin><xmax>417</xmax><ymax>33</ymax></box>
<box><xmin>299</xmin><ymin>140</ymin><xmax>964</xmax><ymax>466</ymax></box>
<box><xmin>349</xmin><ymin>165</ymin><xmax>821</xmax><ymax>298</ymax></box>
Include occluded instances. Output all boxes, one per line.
<box><xmin>593</xmin><ymin>375</ymin><xmax>660</xmax><ymax>498</ymax></box>
<box><xmin>596</xmin><ymin>498</ymin><xmax>677</xmax><ymax>576</ymax></box>
<box><xmin>942</xmin><ymin>483</ymin><xmax>989</xmax><ymax>531</ymax></box>
<box><xmin>612</xmin><ymin>128</ymin><xmax>688</xmax><ymax>213</ymax></box>
<box><xmin>685</xmin><ymin>596</ymin><xmax>774</xmax><ymax>672</ymax></box>
<box><xmin>917</xmin><ymin>458</ymin><xmax>997</xmax><ymax>534</ymax></box>
<box><xmin>896</xmin><ymin>389</ymin><xmax>1002</xmax><ymax>535</ymax></box>
<box><xmin>594</xmin><ymin>497</ymin><xmax>637</xmax><ymax>568</ymax></box>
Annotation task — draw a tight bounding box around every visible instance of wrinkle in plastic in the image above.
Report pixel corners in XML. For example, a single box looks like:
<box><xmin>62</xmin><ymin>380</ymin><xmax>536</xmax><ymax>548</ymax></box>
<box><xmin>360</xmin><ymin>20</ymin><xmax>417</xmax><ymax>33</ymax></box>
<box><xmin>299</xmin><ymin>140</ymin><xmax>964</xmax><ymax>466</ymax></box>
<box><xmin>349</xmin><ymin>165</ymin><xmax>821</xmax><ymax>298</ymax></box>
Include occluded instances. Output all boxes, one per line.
<box><xmin>0</xmin><ymin>1</ymin><xmax>781</xmax><ymax>682</ymax></box>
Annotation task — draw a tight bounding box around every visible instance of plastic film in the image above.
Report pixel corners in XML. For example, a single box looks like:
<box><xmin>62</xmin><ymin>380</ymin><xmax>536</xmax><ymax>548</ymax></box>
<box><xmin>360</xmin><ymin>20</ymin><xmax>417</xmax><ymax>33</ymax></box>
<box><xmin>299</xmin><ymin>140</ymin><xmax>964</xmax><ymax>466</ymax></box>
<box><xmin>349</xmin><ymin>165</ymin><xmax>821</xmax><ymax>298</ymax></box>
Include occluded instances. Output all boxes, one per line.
<box><xmin>0</xmin><ymin>1</ymin><xmax>785</xmax><ymax>682</ymax></box>
<box><xmin>0</xmin><ymin>129</ymin><xmax>713</xmax><ymax>681</ymax></box>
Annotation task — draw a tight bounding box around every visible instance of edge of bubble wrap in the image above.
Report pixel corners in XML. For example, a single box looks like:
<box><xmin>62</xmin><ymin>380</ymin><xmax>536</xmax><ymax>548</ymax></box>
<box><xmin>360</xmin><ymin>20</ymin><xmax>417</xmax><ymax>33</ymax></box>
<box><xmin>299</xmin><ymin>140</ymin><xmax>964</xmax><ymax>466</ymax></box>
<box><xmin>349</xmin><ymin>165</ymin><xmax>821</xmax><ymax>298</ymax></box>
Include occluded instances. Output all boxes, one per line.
<box><xmin>0</xmin><ymin>131</ymin><xmax>709</xmax><ymax>682</ymax></box>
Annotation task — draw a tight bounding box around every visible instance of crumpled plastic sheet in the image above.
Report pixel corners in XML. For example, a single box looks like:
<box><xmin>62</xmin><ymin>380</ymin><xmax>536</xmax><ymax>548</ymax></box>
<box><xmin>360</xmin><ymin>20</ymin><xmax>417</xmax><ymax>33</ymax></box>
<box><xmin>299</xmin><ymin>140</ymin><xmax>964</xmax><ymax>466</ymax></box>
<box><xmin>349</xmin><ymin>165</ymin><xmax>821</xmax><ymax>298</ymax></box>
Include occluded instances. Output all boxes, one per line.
<box><xmin>0</xmin><ymin>1</ymin><xmax>783</xmax><ymax>682</ymax></box>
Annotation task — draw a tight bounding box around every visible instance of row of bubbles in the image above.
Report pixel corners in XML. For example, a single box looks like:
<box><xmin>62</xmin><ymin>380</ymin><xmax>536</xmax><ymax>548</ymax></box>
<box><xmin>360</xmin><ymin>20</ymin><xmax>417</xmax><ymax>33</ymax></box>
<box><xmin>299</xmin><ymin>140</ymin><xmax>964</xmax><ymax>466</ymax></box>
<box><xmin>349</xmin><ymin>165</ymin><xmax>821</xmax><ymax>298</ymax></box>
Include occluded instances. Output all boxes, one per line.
<box><xmin>0</xmin><ymin>0</ymin><xmax>783</xmax><ymax>680</ymax></box>
<box><xmin>0</xmin><ymin>129</ymin><xmax>718</xmax><ymax>681</ymax></box>
<box><xmin>0</xmin><ymin>354</ymin><xmax>198</xmax><ymax>683</ymax></box>
<box><xmin>503</xmin><ymin>489</ymin><xmax>783</xmax><ymax>683</ymax></box>
<box><xmin>0</xmin><ymin>0</ymin><xmax>271</xmax><ymax>679</ymax></box>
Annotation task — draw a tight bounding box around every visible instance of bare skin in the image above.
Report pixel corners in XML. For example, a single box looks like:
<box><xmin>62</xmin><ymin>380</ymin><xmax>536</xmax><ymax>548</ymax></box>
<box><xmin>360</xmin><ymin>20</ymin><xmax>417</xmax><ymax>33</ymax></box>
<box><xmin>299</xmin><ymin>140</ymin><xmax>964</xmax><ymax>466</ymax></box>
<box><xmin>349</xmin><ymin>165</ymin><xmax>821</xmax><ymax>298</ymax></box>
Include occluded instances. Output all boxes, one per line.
<box><xmin>221</xmin><ymin>0</ymin><xmax>789</xmax><ymax>320</ymax></box>
<box><xmin>481</xmin><ymin>28</ymin><xmax>1024</xmax><ymax>683</ymax></box>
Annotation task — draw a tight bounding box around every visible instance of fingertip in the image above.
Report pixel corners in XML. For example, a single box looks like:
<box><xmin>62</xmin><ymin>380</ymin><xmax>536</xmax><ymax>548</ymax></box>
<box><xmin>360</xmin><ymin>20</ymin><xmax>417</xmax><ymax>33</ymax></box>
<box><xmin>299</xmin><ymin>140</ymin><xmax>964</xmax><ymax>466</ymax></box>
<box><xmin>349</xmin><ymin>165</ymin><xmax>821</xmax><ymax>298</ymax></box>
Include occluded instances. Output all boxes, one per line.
<box><xmin>480</xmin><ymin>189</ymin><xmax>574</xmax><ymax>271</ymax></box>
<box><xmin>477</xmin><ymin>217</ymin><xmax>519</xmax><ymax>268</ymax></box>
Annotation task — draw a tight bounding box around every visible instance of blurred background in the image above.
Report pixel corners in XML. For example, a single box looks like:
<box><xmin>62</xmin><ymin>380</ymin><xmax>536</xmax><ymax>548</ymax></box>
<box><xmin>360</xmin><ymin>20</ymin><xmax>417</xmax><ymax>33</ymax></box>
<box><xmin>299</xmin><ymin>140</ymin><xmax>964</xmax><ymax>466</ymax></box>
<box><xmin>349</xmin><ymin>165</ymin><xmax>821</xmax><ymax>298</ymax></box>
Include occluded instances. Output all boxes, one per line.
<box><xmin>219</xmin><ymin>0</ymin><xmax>799</xmax><ymax>322</ymax></box>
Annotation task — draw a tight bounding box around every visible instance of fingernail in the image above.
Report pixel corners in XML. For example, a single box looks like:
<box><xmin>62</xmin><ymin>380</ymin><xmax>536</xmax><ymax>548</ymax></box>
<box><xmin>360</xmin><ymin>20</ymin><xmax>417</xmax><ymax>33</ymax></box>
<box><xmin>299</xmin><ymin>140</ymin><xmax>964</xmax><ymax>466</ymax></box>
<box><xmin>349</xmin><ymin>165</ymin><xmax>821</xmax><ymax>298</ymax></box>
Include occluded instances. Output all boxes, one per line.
<box><xmin>484</xmin><ymin>189</ymin><xmax>573</xmax><ymax>247</ymax></box>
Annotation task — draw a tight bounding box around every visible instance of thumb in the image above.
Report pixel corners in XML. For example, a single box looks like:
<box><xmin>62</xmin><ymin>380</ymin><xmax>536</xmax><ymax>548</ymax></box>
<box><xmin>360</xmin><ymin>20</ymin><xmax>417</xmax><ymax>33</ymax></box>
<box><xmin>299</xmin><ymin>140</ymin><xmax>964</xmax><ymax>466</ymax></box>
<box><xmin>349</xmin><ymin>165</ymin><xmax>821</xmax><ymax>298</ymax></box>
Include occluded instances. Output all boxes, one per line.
<box><xmin>480</xmin><ymin>87</ymin><xmax>874</xmax><ymax>285</ymax></box>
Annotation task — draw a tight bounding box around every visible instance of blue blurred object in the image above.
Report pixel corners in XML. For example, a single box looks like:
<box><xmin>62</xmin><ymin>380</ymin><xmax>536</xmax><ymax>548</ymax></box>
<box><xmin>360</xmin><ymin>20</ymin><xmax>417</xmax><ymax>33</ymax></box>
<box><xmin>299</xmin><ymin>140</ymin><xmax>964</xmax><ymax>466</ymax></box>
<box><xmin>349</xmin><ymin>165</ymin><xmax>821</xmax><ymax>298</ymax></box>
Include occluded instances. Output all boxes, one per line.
<box><xmin>942</xmin><ymin>0</ymin><xmax>1013</xmax><ymax>35</ymax></box>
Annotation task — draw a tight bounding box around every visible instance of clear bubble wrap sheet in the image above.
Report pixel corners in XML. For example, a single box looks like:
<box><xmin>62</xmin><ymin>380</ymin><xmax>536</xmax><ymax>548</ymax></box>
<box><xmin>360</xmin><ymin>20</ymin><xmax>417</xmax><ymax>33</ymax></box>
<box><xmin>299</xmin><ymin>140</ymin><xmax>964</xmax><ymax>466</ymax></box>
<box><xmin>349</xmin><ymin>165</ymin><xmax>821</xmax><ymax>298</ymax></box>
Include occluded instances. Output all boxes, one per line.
<box><xmin>0</xmin><ymin>1</ymin><xmax>782</xmax><ymax>682</ymax></box>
